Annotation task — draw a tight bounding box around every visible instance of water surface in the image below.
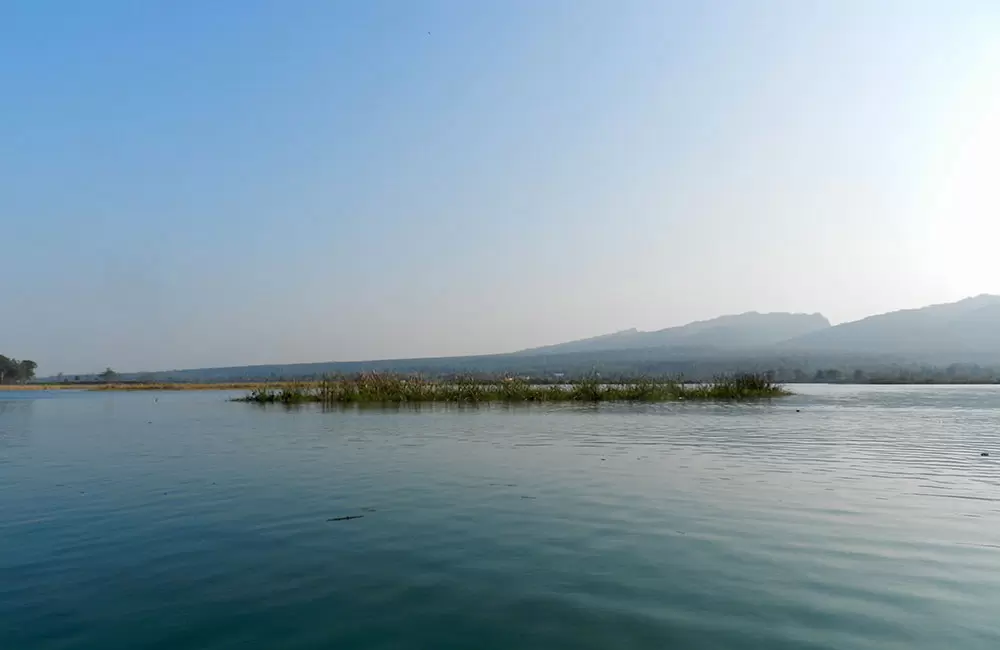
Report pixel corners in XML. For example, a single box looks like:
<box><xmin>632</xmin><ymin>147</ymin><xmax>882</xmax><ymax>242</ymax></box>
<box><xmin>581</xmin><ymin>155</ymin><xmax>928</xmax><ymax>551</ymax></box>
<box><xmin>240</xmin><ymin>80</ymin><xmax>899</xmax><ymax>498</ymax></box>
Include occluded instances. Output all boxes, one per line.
<box><xmin>2</xmin><ymin>385</ymin><xmax>999</xmax><ymax>649</ymax></box>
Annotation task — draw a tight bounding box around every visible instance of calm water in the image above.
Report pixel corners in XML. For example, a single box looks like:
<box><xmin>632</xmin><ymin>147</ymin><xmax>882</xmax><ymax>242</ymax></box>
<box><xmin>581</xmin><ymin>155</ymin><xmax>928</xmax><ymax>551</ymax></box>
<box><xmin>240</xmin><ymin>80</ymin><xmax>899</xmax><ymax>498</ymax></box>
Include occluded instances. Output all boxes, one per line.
<box><xmin>2</xmin><ymin>385</ymin><xmax>1000</xmax><ymax>649</ymax></box>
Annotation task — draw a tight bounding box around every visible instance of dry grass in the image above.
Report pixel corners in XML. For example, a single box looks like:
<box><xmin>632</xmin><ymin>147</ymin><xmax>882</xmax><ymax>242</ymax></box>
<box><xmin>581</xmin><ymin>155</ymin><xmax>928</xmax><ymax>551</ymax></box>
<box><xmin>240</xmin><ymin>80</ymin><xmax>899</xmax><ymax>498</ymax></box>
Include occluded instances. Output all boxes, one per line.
<box><xmin>88</xmin><ymin>382</ymin><xmax>272</xmax><ymax>391</ymax></box>
<box><xmin>0</xmin><ymin>384</ymin><xmax>71</xmax><ymax>391</ymax></box>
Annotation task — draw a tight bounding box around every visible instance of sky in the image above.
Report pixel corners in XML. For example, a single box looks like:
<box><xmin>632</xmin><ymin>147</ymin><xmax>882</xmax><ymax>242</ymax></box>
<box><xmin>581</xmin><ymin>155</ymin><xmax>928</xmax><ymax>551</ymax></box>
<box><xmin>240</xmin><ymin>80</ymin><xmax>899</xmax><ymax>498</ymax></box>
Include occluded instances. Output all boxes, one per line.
<box><xmin>3</xmin><ymin>0</ymin><xmax>999</xmax><ymax>374</ymax></box>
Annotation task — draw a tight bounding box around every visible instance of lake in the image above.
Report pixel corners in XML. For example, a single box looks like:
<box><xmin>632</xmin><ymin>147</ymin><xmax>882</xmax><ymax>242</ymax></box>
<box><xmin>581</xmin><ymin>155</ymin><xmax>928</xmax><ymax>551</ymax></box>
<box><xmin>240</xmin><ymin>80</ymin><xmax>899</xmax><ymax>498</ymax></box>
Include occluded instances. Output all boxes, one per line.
<box><xmin>2</xmin><ymin>385</ymin><xmax>999</xmax><ymax>649</ymax></box>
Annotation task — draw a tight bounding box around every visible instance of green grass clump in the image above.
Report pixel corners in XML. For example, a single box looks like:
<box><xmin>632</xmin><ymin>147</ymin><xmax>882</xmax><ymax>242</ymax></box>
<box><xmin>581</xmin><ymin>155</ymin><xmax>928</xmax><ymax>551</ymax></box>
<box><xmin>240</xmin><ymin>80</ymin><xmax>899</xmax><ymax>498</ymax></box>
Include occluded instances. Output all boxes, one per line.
<box><xmin>234</xmin><ymin>372</ymin><xmax>789</xmax><ymax>405</ymax></box>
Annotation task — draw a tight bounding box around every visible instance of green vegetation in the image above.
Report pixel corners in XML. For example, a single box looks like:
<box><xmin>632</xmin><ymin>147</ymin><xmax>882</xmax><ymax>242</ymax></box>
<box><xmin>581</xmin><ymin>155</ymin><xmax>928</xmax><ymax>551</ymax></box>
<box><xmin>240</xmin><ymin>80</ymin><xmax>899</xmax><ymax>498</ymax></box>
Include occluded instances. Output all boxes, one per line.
<box><xmin>235</xmin><ymin>372</ymin><xmax>789</xmax><ymax>405</ymax></box>
<box><xmin>0</xmin><ymin>355</ymin><xmax>37</xmax><ymax>384</ymax></box>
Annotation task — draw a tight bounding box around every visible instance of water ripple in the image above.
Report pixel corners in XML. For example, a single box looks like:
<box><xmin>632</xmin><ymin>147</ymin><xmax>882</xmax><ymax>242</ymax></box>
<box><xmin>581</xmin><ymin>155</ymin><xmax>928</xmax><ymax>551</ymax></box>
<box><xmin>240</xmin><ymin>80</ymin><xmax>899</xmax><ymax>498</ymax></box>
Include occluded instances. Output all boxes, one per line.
<box><xmin>2</xmin><ymin>387</ymin><xmax>1000</xmax><ymax>649</ymax></box>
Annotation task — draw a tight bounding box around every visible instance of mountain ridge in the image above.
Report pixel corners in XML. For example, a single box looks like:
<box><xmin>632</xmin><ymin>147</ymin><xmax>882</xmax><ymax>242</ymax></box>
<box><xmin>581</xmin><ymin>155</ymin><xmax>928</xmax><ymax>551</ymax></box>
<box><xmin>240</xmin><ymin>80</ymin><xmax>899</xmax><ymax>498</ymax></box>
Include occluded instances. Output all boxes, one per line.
<box><xmin>517</xmin><ymin>311</ymin><xmax>832</xmax><ymax>356</ymax></box>
<box><xmin>42</xmin><ymin>295</ymin><xmax>1000</xmax><ymax>380</ymax></box>
<box><xmin>782</xmin><ymin>294</ymin><xmax>1000</xmax><ymax>357</ymax></box>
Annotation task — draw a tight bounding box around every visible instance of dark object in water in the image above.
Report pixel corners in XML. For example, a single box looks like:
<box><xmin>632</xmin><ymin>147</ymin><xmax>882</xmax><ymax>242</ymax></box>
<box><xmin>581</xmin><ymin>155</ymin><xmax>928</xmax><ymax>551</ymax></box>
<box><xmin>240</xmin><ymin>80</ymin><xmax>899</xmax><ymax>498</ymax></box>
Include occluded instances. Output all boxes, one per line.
<box><xmin>521</xmin><ymin>496</ymin><xmax>537</xmax><ymax>500</ymax></box>
<box><xmin>796</xmin><ymin>409</ymin><xmax>801</xmax><ymax>413</ymax></box>
<box><xmin>328</xmin><ymin>515</ymin><xmax>364</xmax><ymax>522</ymax></box>
<box><xmin>982</xmin><ymin>452</ymin><xmax>990</xmax><ymax>457</ymax></box>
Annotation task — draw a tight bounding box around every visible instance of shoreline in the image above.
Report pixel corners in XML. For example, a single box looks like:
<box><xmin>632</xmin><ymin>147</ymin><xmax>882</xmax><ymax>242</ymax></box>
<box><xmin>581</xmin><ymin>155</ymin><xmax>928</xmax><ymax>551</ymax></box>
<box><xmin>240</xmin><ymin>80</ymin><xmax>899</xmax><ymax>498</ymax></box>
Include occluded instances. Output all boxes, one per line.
<box><xmin>5</xmin><ymin>379</ymin><xmax>1000</xmax><ymax>393</ymax></box>
<box><xmin>1</xmin><ymin>382</ymin><xmax>268</xmax><ymax>391</ymax></box>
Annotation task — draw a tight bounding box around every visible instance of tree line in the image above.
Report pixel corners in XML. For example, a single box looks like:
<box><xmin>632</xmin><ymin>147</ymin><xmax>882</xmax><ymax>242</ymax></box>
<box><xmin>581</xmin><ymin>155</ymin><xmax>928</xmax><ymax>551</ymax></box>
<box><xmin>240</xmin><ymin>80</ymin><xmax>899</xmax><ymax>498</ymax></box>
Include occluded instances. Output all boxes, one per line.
<box><xmin>0</xmin><ymin>355</ymin><xmax>37</xmax><ymax>384</ymax></box>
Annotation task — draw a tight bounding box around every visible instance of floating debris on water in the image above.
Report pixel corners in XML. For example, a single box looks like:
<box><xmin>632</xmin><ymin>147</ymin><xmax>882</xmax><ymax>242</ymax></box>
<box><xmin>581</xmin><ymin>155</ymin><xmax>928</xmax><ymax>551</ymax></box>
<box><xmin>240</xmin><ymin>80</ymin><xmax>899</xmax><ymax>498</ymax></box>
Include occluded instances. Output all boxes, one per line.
<box><xmin>328</xmin><ymin>515</ymin><xmax>364</xmax><ymax>522</ymax></box>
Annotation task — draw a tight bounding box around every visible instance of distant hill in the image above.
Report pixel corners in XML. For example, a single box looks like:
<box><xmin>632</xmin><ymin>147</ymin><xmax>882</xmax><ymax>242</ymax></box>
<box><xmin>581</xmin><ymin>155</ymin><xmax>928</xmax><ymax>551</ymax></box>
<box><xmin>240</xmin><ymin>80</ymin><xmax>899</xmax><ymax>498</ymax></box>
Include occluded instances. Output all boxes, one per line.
<box><xmin>518</xmin><ymin>312</ymin><xmax>831</xmax><ymax>355</ymax></box>
<box><xmin>783</xmin><ymin>294</ymin><xmax>1000</xmax><ymax>361</ymax></box>
<box><xmin>46</xmin><ymin>295</ymin><xmax>1000</xmax><ymax>383</ymax></box>
<box><xmin>78</xmin><ymin>347</ymin><xmax>909</xmax><ymax>384</ymax></box>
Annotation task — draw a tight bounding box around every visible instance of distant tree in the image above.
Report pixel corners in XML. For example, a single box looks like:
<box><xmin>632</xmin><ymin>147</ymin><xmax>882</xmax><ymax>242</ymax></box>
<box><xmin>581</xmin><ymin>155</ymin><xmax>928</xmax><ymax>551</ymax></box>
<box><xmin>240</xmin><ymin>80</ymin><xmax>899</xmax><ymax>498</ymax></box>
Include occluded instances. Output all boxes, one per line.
<box><xmin>814</xmin><ymin>369</ymin><xmax>826</xmax><ymax>382</ymax></box>
<box><xmin>0</xmin><ymin>356</ymin><xmax>36</xmax><ymax>384</ymax></box>
<box><xmin>17</xmin><ymin>360</ymin><xmax>37</xmax><ymax>382</ymax></box>
<box><xmin>853</xmin><ymin>369</ymin><xmax>866</xmax><ymax>382</ymax></box>
<box><xmin>56</xmin><ymin>372</ymin><xmax>65</xmax><ymax>383</ymax></box>
<box><xmin>793</xmin><ymin>369</ymin><xmax>807</xmax><ymax>382</ymax></box>
<box><xmin>98</xmin><ymin>367</ymin><xmax>119</xmax><ymax>383</ymax></box>
<box><xmin>825</xmin><ymin>369</ymin><xmax>842</xmax><ymax>382</ymax></box>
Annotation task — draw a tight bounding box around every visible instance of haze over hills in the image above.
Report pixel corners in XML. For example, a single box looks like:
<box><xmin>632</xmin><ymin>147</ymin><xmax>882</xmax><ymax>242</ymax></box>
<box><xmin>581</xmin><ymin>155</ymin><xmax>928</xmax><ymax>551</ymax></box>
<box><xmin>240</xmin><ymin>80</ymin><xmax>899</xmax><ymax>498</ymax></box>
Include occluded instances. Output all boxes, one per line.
<box><xmin>782</xmin><ymin>294</ymin><xmax>1000</xmax><ymax>362</ymax></box>
<box><xmin>515</xmin><ymin>295</ymin><xmax>1000</xmax><ymax>364</ymax></box>
<box><xmin>45</xmin><ymin>295</ymin><xmax>1000</xmax><ymax>382</ymax></box>
<box><xmin>517</xmin><ymin>312</ymin><xmax>832</xmax><ymax>356</ymax></box>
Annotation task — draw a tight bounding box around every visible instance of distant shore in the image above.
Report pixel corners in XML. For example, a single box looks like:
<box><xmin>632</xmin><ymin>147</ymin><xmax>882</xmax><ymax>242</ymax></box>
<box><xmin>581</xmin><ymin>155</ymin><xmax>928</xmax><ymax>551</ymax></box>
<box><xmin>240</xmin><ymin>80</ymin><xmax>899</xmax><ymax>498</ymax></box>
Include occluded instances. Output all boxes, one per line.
<box><xmin>5</xmin><ymin>377</ymin><xmax>789</xmax><ymax>401</ymax></box>
<box><xmin>5</xmin><ymin>378</ymin><xmax>1000</xmax><ymax>393</ymax></box>
<box><xmin>2</xmin><ymin>382</ymin><xmax>266</xmax><ymax>391</ymax></box>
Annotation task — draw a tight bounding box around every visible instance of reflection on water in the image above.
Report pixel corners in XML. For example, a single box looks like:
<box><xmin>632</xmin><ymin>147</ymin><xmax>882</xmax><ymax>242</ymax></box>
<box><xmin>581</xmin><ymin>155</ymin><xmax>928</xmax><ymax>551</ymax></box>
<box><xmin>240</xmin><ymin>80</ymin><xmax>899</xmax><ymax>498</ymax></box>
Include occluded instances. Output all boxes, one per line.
<box><xmin>0</xmin><ymin>395</ymin><xmax>35</xmax><ymax>449</ymax></box>
<box><xmin>1</xmin><ymin>386</ymin><xmax>999</xmax><ymax>649</ymax></box>
<box><xmin>0</xmin><ymin>397</ymin><xmax>35</xmax><ymax>415</ymax></box>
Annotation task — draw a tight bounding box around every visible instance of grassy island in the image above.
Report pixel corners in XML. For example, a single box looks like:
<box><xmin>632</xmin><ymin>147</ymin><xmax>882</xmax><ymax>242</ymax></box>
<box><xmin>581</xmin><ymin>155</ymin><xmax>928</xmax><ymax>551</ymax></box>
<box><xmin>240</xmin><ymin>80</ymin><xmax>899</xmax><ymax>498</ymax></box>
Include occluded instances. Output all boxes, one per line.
<box><xmin>234</xmin><ymin>373</ymin><xmax>789</xmax><ymax>405</ymax></box>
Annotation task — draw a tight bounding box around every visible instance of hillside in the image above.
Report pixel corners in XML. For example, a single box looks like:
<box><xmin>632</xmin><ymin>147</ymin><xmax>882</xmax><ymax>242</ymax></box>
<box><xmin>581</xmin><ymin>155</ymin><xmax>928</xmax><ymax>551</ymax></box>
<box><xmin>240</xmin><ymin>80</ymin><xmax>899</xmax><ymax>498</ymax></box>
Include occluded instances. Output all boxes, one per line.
<box><xmin>47</xmin><ymin>296</ymin><xmax>1000</xmax><ymax>383</ymax></box>
<box><xmin>518</xmin><ymin>312</ymin><xmax>831</xmax><ymax>355</ymax></box>
<box><xmin>783</xmin><ymin>294</ymin><xmax>1000</xmax><ymax>361</ymax></box>
<box><xmin>77</xmin><ymin>347</ymin><xmax>911</xmax><ymax>384</ymax></box>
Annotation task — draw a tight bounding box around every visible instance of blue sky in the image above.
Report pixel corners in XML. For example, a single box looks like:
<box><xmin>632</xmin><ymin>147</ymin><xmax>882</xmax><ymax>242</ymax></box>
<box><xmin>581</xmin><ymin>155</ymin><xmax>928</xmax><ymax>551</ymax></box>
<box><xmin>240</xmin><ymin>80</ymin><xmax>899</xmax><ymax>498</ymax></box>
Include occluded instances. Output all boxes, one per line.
<box><xmin>3</xmin><ymin>1</ymin><xmax>999</xmax><ymax>373</ymax></box>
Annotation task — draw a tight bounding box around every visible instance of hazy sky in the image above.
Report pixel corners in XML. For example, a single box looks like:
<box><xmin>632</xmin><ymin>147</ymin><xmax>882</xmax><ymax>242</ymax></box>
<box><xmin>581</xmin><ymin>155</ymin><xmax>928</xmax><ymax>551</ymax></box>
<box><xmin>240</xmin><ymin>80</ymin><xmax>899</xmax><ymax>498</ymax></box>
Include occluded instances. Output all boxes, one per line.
<box><xmin>4</xmin><ymin>1</ymin><xmax>999</xmax><ymax>374</ymax></box>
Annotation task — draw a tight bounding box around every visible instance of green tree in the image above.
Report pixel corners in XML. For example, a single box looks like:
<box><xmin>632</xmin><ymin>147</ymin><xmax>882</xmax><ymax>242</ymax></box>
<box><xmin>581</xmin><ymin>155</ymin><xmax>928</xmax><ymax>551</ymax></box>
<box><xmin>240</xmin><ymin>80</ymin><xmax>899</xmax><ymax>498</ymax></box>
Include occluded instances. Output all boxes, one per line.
<box><xmin>98</xmin><ymin>367</ymin><xmax>119</xmax><ymax>383</ymax></box>
<box><xmin>0</xmin><ymin>356</ymin><xmax>36</xmax><ymax>384</ymax></box>
<box><xmin>17</xmin><ymin>360</ymin><xmax>37</xmax><ymax>382</ymax></box>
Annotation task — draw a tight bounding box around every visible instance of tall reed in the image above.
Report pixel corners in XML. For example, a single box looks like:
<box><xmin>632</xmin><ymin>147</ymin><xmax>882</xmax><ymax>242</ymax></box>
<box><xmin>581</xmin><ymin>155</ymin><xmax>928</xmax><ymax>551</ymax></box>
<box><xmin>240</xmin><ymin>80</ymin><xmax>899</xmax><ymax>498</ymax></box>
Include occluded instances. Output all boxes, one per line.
<box><xmin>235</xmin><ymin>373</ymin><xmax>788</xmax><ymax>404</ymax></box>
